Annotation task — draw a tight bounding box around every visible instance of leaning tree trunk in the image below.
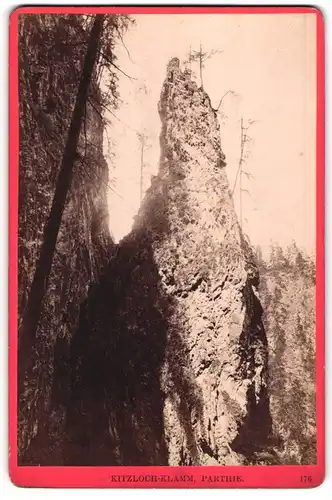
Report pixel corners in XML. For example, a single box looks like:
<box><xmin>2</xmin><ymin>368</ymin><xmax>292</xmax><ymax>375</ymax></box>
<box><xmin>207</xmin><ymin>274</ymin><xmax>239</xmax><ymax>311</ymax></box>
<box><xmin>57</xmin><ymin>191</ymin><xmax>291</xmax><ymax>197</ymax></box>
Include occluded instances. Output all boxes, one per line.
<box><xmin>18</xmin><ymin>14</ymin><xmax>105</xmax><ymax>388</ymax></box>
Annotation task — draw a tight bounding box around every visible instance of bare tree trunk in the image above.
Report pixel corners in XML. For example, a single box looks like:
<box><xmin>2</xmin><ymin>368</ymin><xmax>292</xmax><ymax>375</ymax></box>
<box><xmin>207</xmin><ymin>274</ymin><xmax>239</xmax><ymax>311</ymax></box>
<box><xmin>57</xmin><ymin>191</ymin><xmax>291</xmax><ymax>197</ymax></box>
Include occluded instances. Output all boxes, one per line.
<box><xmin>140</xmin><ymin>140</ymin><xmax>144</xmax><ymax>203</ymax></box>
<box><xmin>199</xmin><ymin>42</ymin><xmax>203</xmax><ymax>88</ymax></box>
<box><xmin>240</xmin><ymin>117</ymin><xmax>243</xmax><ymax>229</ymax></box>
<box><xmin>19</xmin><ymin>15</ymin><xmax>105</xmax><ymax>385</ymax></box>
<box><xmin>189</xmin><ymin>45</ymin><xmax>192</xmax><ymax>73</ymax></box>
<box><xmin>231</xmin><ymin>118</ymin><xmax>254</xmax><ymax>230</ymax></box>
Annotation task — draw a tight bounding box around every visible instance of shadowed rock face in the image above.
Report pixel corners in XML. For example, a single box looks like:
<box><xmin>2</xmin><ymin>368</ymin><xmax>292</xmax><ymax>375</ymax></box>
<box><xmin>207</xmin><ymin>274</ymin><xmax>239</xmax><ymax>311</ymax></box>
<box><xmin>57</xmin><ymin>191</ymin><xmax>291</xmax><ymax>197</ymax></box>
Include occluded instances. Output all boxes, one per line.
<box><xmin>18</xmin><ymin>15</ymin><xmax>113</xmax><ymax>465</ymax></box>
<box><xmin>65</xmin><ymin>58</ymin><xmax>272</xmax><ymax>466</ymax></box>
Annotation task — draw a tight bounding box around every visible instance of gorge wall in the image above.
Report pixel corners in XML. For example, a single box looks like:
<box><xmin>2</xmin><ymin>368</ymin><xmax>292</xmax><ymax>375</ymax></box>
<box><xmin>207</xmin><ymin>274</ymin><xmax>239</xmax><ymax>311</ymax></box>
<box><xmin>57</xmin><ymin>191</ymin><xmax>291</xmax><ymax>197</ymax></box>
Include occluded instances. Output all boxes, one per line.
<box><xmin>18</xmin><ymin>15</ymin><xmax>113</xmax><ymax>464</ymax></box>
<box><xmin>65</xmin><ymin>58</ymin><xmax>272</xmax><ymax>466</ymax></box>
<box><xmin>258</xmin><ymin>246</ymin><xmax>316</xmax><ymax>464</ymax></box>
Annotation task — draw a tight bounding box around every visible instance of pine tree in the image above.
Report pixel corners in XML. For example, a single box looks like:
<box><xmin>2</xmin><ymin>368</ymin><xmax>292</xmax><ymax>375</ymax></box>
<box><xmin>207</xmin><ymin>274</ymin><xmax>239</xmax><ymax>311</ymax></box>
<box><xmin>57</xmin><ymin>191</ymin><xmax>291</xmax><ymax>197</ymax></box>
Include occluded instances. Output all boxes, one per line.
<box><xmin>185</xmin><ymin>43</ymin><xmax>222</xmax><ymax>89</ymax></box>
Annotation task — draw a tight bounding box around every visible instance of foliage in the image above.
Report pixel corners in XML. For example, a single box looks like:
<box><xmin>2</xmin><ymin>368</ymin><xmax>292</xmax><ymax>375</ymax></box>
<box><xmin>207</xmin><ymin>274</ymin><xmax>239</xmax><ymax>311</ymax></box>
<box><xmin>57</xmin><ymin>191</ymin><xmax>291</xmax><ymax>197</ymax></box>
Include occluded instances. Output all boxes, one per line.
<box><xmin>256</xmin><ymin>242</ymin><xmax>316</xmax><ymax>464</ymax></box>
<box><xmin>184</xmin><ymin>44</ymin><xmax>223</xmax><ymax>88</ymax></box>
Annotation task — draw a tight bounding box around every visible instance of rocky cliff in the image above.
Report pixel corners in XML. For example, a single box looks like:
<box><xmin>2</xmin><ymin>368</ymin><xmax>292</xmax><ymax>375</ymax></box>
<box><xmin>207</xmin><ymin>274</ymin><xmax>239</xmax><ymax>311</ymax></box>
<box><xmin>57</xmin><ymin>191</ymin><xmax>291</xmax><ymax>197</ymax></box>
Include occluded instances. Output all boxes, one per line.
<box><xmin>65</xmin><ymin>58</ymin><xmax>272</xmax><ymax>466</ymax></box>
<box><xmin>18</xmin><ymin>15</ymin><xmax>113</xmax><ymax>464</ymax></box>
<box><xmin>258</xmin><ymin>244</ymin><xmax>316</xmax><ymax>464</ymax></box>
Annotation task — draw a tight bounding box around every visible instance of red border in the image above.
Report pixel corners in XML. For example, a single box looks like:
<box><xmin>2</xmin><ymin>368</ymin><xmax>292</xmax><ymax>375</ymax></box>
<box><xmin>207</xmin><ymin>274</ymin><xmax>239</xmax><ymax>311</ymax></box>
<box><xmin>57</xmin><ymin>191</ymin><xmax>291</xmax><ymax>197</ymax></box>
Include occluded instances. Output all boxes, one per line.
<box><xmin>8</xmin><ymin>5</ymin><xmax>325</xmax><ymax>488</ymax></box>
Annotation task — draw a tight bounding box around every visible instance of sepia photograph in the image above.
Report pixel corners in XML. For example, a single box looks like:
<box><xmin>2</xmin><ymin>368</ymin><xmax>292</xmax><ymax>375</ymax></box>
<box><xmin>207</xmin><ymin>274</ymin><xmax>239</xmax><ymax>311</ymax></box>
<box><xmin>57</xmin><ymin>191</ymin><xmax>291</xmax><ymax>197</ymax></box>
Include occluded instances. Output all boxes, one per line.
<box><xmin>12</xmin><ymin>7</ymin><xmax>322</xmax><ymax>482</ymax></box>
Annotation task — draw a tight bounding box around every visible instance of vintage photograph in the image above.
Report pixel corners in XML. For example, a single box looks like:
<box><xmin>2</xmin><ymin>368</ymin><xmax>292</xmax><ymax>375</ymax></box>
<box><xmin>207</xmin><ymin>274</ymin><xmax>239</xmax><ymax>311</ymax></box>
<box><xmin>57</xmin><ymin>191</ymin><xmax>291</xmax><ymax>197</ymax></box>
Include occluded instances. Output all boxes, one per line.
<box><xmin>17</xmin><ymin>11</ymin><xmax>317</xmax><ymax>467</ymax></box>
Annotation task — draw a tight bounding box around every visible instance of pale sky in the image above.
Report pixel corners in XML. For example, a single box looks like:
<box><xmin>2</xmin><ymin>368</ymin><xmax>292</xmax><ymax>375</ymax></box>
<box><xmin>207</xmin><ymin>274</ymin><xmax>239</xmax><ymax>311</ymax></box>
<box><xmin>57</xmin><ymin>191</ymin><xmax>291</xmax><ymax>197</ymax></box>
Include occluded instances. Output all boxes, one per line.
<box><xmin>103</xmin><ymin>13</ymin><xmax>317</xmax><ymax>256</ymax></box>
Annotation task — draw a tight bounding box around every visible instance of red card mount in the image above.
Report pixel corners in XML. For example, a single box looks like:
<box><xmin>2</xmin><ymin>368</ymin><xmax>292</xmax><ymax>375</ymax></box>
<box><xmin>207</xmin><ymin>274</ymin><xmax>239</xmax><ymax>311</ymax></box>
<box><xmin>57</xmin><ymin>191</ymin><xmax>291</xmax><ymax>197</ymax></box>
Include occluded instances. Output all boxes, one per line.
<box><xmin>9</xmin><ymin>5</ymin><xmax>325</xmax><ymax>488</ymax></box>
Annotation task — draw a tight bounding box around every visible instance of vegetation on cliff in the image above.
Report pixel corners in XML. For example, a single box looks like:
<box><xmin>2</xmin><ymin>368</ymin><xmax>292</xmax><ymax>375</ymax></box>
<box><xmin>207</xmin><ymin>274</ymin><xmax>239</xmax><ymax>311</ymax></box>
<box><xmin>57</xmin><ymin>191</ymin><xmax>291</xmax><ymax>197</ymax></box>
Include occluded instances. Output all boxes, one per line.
<box><xmin>18</xmin><ymin>13</ymin><xmax>132</xmax><ymax>463</ymax></box>
<box><xmin>256</xmin><ymin>242</ymin><xmax>316</xmax><ymax>464</ymax></box>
